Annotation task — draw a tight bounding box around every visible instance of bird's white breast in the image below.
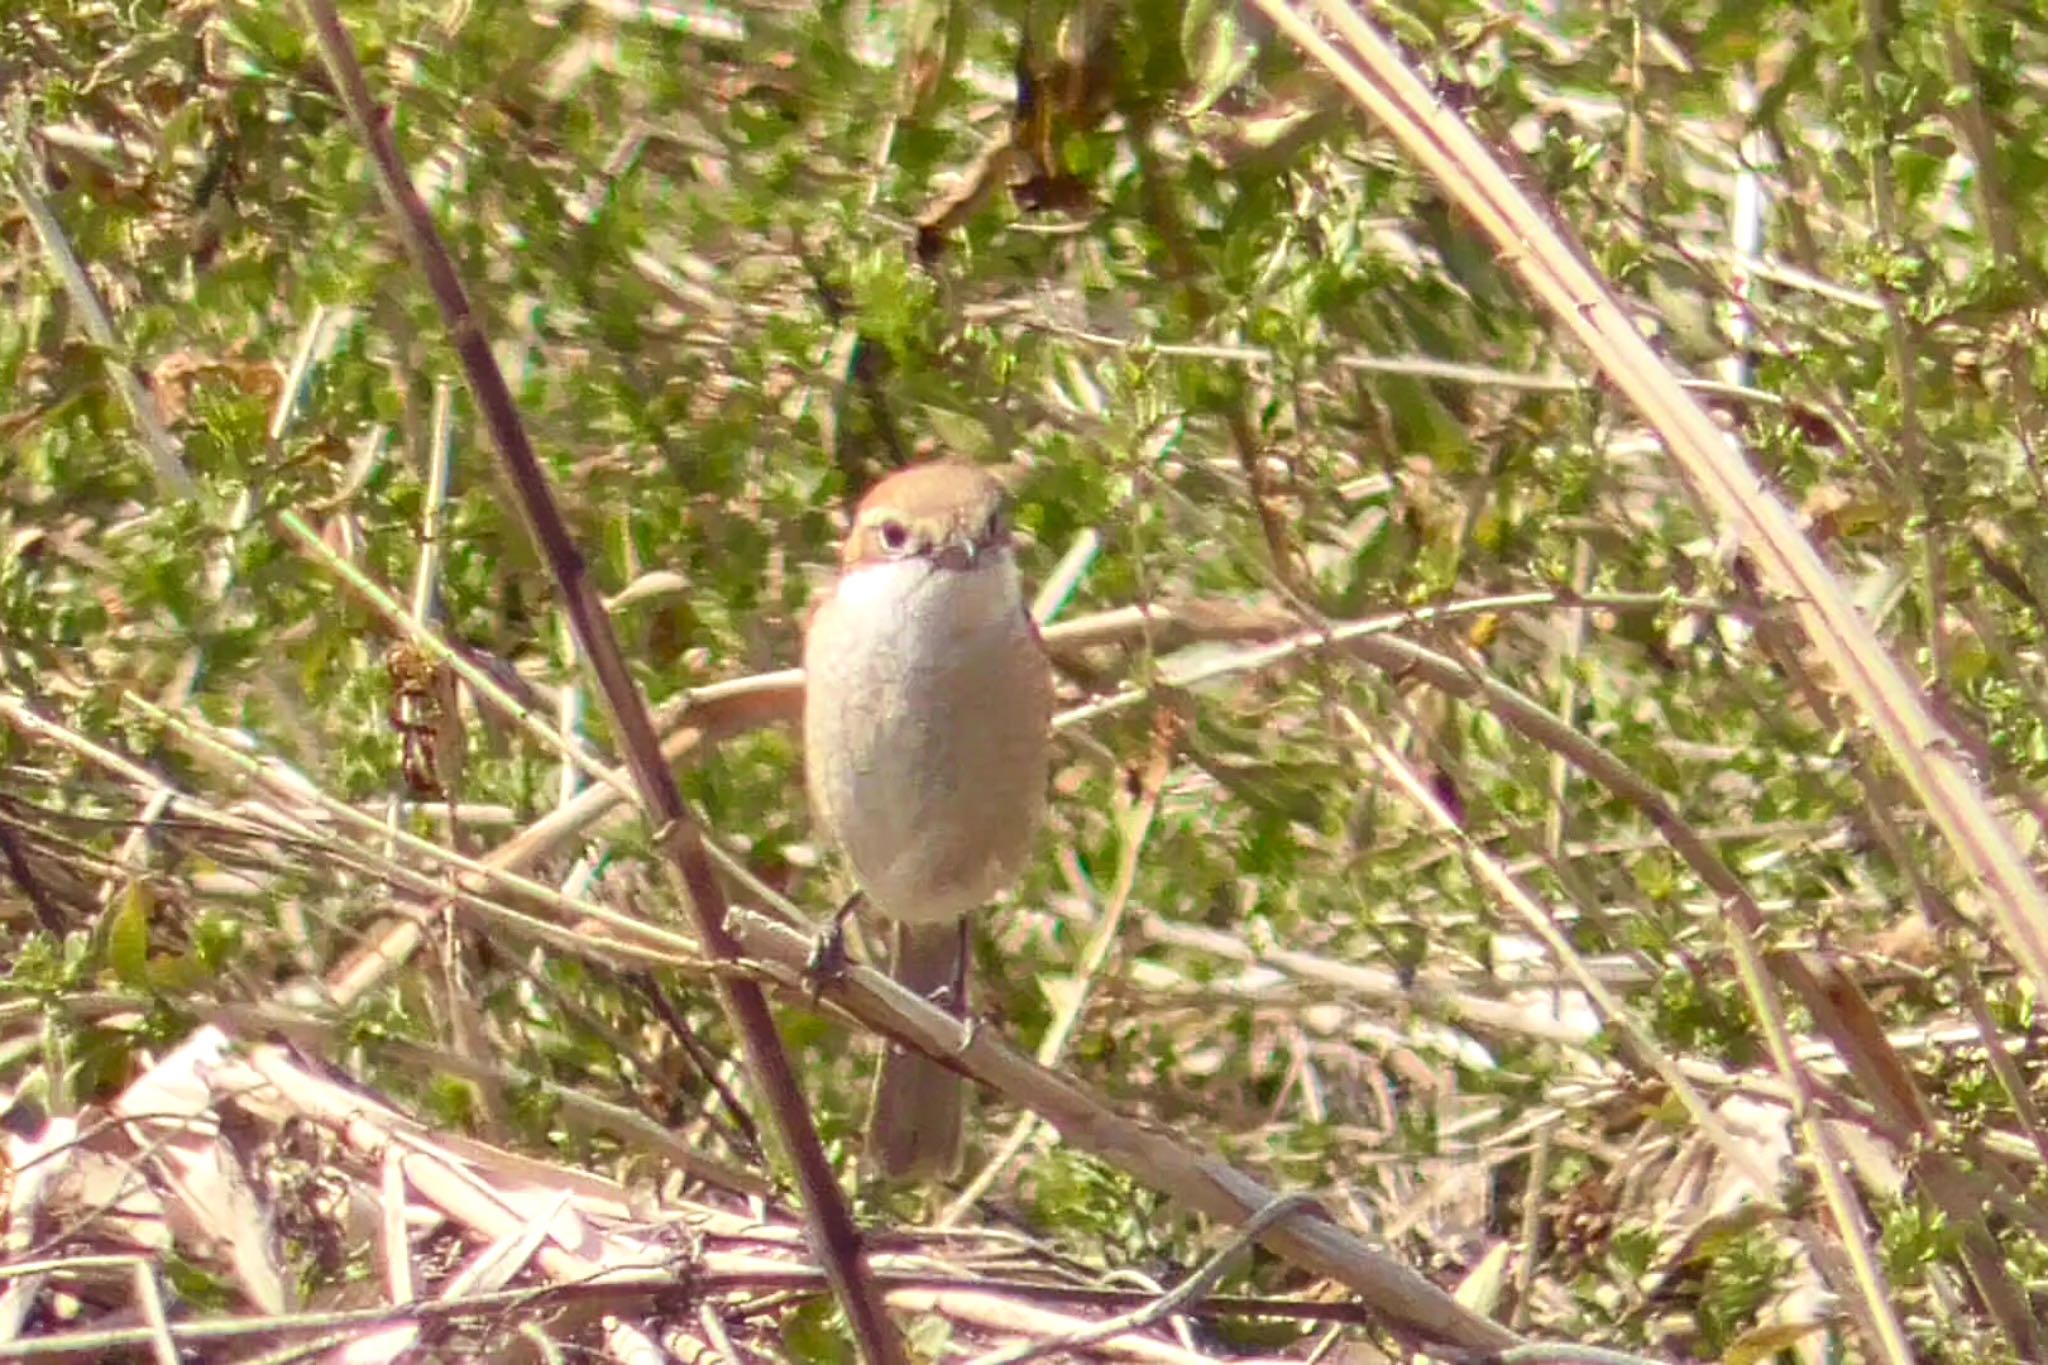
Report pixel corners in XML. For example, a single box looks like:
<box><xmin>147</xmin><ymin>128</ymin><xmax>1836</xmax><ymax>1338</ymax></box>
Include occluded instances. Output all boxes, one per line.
<box><xmin>802</xmin><ymin>551</ymin><xmax>1052</xmax><ymax>924</ymax></box>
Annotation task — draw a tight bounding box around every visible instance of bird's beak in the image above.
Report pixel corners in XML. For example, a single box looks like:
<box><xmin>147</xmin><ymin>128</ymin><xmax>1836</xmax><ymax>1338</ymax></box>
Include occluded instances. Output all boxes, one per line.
<box><xmin>931</xmin><ymin>534</ymin><xmax>981</xmax><ymax>572</ymax></box>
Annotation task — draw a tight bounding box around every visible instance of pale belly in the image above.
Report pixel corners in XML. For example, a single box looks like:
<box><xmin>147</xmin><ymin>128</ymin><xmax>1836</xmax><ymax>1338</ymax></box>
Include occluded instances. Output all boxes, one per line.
<box><xmin>802</xmin><ymin>556</ymin><xmax>1053</xmax><ymax>924</ymax></box>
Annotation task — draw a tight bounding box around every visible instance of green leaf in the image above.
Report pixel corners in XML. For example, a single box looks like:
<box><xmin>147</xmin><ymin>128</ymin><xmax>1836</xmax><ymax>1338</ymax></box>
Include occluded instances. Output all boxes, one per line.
<box><xmin>105</xmin><ymin>882</ymin><xmax>151</xmax><ymax>991</ymax></box>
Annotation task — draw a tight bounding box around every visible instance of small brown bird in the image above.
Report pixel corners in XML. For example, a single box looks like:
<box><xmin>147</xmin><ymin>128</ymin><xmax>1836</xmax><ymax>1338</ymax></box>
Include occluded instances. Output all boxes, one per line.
<box><xmin>802</xmin><ymin>462</ymin><xmax>1054</xmax><ymax>1179</ymax></box>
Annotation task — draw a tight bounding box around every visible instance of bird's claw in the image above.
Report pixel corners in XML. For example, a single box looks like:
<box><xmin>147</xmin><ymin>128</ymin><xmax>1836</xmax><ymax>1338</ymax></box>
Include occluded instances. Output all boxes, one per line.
<box><xmin>804</xmin><ymin>892</ymin><xmax>864</xmax><ymax>1001</ymax></box>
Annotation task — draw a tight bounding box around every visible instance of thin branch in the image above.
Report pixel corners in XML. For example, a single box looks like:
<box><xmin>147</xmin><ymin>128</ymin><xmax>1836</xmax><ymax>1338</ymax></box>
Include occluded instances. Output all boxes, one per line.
<box><xmin>964</xmin><ymin>1194</ymin><xmax>1322</xmax><ymax>1365</ymax></box>
<box><xmin>1257</xmin><ymin>0</ymin><xmax>2048</xmax><ymax>1007</ymax></box>
<box><xmin>1</xmin><ymin>146</ymin><xmax>194</xmax><ymax>498</ymax></box>
<box><xmin>727</xmin><ymin>906</ymin><xmax>1520</xmax><ymax>1353</ymax></box>
<box><xmin>265</xmin><ymin>13</ymin><xmax>906</xmax><ymax>1354</ymax></box>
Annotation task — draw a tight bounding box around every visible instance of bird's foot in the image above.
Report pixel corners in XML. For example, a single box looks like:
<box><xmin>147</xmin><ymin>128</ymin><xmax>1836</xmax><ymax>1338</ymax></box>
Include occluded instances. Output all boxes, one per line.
<box><xmin>804</xmin><ymin>891</ymin><xmax>864</xmax><ymax>1001</ymax></box>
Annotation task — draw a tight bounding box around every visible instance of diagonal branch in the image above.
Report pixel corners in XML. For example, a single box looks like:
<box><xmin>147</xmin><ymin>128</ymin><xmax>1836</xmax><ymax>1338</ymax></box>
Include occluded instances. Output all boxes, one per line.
<box><xmin>288</xmin><ymin>4</ymin><xmax>901</xmax><ymax>1358</ymax></box>
<box><xmin>1252</xmin><ymin>0</ymin><xmax>2048</xmax><ymax>1000</ymax></box>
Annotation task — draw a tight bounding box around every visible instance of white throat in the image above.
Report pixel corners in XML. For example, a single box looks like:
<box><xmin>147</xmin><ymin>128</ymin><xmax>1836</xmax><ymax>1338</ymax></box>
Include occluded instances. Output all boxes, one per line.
<box><xmin>831</xmin><ymin>547</ymin><xmax>1024</xmax><ymax>628</ymax></box>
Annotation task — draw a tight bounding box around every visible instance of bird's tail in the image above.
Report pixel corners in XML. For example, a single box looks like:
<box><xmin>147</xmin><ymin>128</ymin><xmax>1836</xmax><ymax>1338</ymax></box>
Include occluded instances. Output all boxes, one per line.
<box><xmin>868</xmin><ymin>919</ymin><xmax>968</xmax><ymax>1181</ymax></box>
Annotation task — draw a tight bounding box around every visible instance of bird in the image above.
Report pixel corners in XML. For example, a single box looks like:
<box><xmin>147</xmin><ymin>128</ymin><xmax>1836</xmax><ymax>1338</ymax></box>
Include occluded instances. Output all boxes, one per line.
<box><xmin>802</xmin><ymin>461</ymin><xmax>1054</xmax><ymax>1180</ymax></box>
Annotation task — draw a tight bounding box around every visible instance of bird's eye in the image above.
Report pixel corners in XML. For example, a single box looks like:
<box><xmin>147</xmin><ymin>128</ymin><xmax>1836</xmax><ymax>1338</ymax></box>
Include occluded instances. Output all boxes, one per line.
<box><xmin>877</xmin><ymin>518</ymin><xmax>911</xmax><ymax>554</ymax></box>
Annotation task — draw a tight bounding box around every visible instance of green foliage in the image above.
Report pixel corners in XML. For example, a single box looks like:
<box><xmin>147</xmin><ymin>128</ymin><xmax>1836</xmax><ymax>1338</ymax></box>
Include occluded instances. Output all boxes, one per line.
<box><xmin>1693</xmin><ymin>1230</ymin><xmax>1792</xmax><ymax>1356</ymax></box>
<box><xmin>1029</xmin><ymin>1148</ymin><xmax>1174</xmax><ymax>1262</ymax></box>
